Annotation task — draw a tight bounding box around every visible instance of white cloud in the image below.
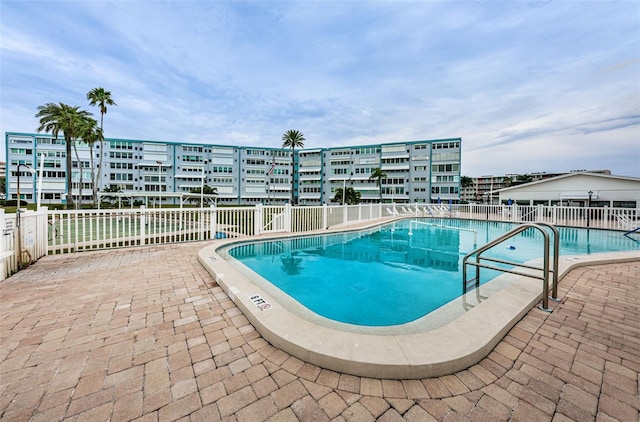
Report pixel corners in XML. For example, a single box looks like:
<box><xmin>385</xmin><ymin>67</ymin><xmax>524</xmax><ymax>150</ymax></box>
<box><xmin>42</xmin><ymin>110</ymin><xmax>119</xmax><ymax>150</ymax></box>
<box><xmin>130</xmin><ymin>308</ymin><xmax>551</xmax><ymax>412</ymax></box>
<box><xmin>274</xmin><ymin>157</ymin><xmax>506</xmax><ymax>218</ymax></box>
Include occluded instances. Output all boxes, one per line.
<box><xmin>1</xmin><ymin>0</ymin><xmax>638</xmax><ymax>177</ymax></box>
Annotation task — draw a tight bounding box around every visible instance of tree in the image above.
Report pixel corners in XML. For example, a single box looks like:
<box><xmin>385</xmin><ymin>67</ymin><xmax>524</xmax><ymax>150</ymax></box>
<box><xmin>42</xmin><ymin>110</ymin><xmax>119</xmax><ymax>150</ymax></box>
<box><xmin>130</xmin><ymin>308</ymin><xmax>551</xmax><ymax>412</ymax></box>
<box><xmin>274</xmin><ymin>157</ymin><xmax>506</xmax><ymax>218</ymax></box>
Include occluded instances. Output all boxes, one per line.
<box><xmin>368</xmin><ymin>167</ymin><xmax>387</xmax><ymax>203</ymax></box>
<box><xmin>505</xmin><ymin>174</ymin><xmax>533</xmax><ymax>187</ymax></box>
<box><xmin>460</xmin><ymin>176</ymin><xmax>474</xmax><ymax>188</ymax></box>
<box><xmin>188</xmin><ymin>185</ymin><xmax>218</xmax><ymax>205</ymax></box>
<box><xmin>36</xmin><ymin>103</ymin><xmax>93</xmax><ymax>208</ymax></box>
<box><xmin>103</xmin><ymin>185</ymin><xmax>122</xmax><ymax>193</ymax></box>
<box><xmin>102</xmin><ymin>184</ymin><xmax>122</xmax><ymax>207</ymax></box>
<box><xmin>0</xmin><ymin>176</ymin><xmax>5</xmax><ymax>197</ymax></box>
<box><xmin>87</xmin><ymin>87</ymin><xmax>117</xmax><ymax>204</ymax></box>
<box><xmin>79</xmin><ymin>122</ymin><xmax>103</xmax><ymax>206</ymax></box>
<box><xmin>332</xmin><ymin>187</ymin><xmax>361</xmax><ymax>205</ymax></box>
<box><xmin>281</xmin><ymin>130</ymin><xmax>305</xmax><ymax>205</ymax></box>
<box><xmin>72</xmin><ymin>117</ymin><xmax>99</xmax><ymax>207</ymax></box>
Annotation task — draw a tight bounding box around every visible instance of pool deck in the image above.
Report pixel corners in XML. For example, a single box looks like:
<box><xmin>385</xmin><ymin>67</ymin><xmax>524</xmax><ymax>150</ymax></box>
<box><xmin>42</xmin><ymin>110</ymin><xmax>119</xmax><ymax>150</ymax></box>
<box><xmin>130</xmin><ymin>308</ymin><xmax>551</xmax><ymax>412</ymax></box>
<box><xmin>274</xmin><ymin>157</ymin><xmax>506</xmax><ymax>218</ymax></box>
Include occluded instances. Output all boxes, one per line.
<box><xmin>1</xmin><ymin>241</ymin><xmax>639</xmax><ymax>420</ymax></box>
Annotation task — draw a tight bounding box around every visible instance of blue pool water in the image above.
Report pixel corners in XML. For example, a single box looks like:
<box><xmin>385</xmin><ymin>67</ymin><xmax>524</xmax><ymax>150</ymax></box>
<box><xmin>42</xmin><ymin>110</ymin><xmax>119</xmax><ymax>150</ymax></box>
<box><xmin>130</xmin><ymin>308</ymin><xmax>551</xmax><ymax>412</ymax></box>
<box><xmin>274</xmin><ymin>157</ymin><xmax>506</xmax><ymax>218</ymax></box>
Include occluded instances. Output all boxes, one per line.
<box><xmin>225</xmin><ymin>219</ymin><xmax>639</xmax><ymax>327</ymax></box>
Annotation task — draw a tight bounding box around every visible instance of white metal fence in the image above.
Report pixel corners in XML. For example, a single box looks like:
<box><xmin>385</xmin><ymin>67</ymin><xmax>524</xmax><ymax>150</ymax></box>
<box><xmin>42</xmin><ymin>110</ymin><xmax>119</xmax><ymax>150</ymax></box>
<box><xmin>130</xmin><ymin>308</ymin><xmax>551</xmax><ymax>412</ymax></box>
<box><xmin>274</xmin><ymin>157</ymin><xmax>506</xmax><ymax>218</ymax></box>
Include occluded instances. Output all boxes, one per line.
<box><xmin>1</xmin><ymin>208</ymin><xmax>49</xmax><ymax>280</ymax></box>
<box><xmin>1</xmin><ymin>203</ymin><xmax>638</xmax><ymax>280</ymax></box>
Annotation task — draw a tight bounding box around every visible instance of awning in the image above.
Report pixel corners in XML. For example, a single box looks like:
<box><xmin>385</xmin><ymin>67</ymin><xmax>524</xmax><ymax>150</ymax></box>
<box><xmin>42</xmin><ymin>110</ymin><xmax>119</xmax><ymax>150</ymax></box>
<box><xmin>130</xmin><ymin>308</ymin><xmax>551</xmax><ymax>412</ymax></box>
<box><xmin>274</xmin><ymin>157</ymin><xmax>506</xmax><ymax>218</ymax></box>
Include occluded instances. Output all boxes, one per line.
<box><xmin>558</xmin><ymin>191</ymin><xmax>598</xmax><ymax>200</ymax></box>
<box><xmin>137</xmin><ymin>161</ymin><xmax>172</xmax><ymax>167</ymax></box>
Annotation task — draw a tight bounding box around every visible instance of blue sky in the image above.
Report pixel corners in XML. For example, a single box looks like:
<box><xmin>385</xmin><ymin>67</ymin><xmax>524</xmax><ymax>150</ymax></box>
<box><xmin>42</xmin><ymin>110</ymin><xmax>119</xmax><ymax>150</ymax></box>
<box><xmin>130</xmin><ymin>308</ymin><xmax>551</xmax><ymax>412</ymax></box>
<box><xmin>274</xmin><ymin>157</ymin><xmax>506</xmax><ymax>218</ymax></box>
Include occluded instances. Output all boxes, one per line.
<box><xmin>1</xmin><ymin>0</ymin><xmax>639</xmax><ymax>177</ymax></box>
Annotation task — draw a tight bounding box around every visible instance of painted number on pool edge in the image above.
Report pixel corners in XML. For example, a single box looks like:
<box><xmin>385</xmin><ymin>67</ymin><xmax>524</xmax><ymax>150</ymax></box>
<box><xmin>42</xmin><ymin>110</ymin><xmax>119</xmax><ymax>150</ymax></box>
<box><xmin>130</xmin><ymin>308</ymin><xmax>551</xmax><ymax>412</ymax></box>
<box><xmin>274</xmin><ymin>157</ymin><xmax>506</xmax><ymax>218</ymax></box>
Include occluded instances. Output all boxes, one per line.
<box><xmin>250</xmin><ymin>295</ymin><xmax>271</xmax><ymax>311</ymax></box>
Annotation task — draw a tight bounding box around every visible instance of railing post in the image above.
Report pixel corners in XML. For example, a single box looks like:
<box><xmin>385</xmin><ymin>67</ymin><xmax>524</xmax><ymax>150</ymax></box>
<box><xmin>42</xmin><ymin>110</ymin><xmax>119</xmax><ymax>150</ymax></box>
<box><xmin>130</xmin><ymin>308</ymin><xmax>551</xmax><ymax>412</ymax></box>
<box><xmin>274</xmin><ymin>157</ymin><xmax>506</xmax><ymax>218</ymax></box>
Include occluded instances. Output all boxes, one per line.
<box><xmin>0</xmin><ymin>209</ymin><xmax>8</xmax><ymax>280</ymax></box>
<box><xmin>536</xmin><ymin>204</ymin><xmax>543</xmax><ymax>223</ymax></box>
<box><xmin>285</xmin><ymin>203</ymin><xmax>292</xmax><ymax>232</ymax></box>
<box><xmin>43</xmin><ymin>208</ymin><xmax>49</xmax><ymax>256</ymax></box>
<box><xmin>208</xmin><ymin>205</ymin><xmax>216</xmax><ymax>239</ymax></box>
<box><xmin>254</xmin><ymin>204</ymin><xmax>263</xmax><ymax>236</ymax></box>
<box><xmin>323</xmin><ymin>204</ymin><xmax>328</xmax><ymax>229</ymax></box>
<box><xmin>140</xmin><ymin>206</ymin><xmax>146</xmax><ymax>245</ymax></box>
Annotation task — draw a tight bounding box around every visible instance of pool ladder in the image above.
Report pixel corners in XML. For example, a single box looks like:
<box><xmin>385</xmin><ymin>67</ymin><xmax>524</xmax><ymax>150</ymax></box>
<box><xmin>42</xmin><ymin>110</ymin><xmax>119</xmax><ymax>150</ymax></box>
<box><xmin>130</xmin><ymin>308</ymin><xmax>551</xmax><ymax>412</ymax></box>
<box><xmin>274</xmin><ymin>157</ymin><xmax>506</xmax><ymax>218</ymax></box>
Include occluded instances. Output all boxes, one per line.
<box><xmin>462</xmin><ymin>222</ymin><xmax>560</xmax><ymax>312</ymax></box>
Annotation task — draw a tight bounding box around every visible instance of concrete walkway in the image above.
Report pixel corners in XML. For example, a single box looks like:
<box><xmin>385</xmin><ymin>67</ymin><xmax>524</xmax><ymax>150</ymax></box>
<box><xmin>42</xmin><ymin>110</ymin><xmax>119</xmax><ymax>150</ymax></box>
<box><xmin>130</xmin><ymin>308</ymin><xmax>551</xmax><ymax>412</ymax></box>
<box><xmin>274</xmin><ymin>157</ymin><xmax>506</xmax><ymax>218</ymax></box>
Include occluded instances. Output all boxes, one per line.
<box><xmin>0</xmin><ymin>242</ymin><xmax>638</xmax><ymax>421</ymax></box>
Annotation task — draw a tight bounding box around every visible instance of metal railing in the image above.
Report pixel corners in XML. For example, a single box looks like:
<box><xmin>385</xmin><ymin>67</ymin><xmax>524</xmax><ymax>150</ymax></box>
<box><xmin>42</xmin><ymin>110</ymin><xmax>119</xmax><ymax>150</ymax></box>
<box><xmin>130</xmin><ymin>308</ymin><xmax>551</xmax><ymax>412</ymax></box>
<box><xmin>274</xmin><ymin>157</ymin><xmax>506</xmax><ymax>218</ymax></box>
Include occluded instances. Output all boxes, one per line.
<box><xmin>462</xmin><ymin>222</ymin><xmax>560</xmax><ymax>312</ymax></box>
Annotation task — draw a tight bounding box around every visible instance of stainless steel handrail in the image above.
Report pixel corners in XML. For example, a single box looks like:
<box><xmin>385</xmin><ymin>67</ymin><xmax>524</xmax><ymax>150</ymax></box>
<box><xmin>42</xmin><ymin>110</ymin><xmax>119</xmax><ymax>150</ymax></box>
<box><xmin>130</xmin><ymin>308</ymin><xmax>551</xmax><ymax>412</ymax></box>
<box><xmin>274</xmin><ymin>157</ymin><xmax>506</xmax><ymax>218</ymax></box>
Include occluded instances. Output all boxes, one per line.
<box><xmin>462</xmin><ymin>222</ymin><xmax>559</xmax><ymax>312</ymax></box>
<box><xmin>532</xmin><ymin>222</ymin><xmax>560</xmax><ymax>301</ymax></box>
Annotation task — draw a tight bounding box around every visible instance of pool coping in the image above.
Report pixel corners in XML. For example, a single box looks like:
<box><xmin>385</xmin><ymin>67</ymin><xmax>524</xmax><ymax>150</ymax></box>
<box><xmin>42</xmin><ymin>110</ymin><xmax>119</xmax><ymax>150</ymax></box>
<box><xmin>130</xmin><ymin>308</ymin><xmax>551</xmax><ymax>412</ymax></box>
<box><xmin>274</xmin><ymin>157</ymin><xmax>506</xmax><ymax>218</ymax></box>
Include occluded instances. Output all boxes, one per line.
<box><xmin>198</xmin><ymin>218</ymin><xmax>640</xmax><ymax>379</ymax></box>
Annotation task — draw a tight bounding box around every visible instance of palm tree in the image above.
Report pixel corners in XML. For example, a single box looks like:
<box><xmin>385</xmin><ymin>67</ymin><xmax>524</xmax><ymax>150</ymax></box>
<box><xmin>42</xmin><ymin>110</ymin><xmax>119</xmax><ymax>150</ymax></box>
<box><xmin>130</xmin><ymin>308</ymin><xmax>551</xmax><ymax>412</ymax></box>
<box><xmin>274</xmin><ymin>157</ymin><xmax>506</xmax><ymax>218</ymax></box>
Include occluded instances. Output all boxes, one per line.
<box><xmin>188</xmin><ymin>185</ymin><xmax>219</xmax><ymax>205</ymax></box>
<box><xmin>36</xmin><ymin>103</ymin><xmax>93</xmax><ymax>208</ymax></box>
<box><xmin>87</xmin><ymin>87</ymin><xmax>117</xmax><ymax>204</ymax></box>
<box><xmin>72</xmin><ymin>117</ymin><xmax>100</xmax><ymax>207</ymax></box>
<box><xmin>368</xmin><ymin>167</ymin><xmax>387</xmax><ymax>203</ymax></box>
<box><xmin>513</xmin><ymin>174</ymin><xmax>533</xmax><ymax>186</ymax></box>
<box><xmin>460</xmin><ymin>176</ymin><xmax>474</xmax><ymax>188</ymax></box>
<box><xmin>102</xmin><ymin>184</ymin><xmax>123</xmax><ymax>207</ymax></box>
<box><xmin>80</xmin><ymin>122</ymin><xmax>103</xmax><ymax>205</ymax></box>
<box><xmin>333</xmin><ymin>187</ymin><xmax>361</xmax><ymax>205</ymax></box>
<box><xmin>281</xmin><ymin>129</ymin><xmax>305</xmax><ymax>205</ymax></box>
<box><xmin>79</xmin><ymin>120</ymin><xmax>103</xmax><ymax>205</ymax></box>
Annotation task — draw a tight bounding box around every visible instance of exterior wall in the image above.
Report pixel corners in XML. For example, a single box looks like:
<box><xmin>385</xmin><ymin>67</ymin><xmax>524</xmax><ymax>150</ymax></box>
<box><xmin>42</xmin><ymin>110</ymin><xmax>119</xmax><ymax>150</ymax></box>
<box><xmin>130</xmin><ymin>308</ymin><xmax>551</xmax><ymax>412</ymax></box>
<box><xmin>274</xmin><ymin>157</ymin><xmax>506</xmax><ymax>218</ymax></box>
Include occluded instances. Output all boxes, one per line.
<box><xmin>465</xmin><ymin>170</ymin><xmax>613</xmax><ymax>204</ymax></box>
<box><xmin>497</xmin><ymin>173</ymin><xmax>640</xmax><ymax>207</ymax></box>
<box><xmin>297</xmin><ymin>149</ymin><xmax>322</xmax><ymax>205</ymax></box>
<box><xmin>5</xmin><ymin>132</ymin><xmax>462</xmax><ymax>205</ymax></box>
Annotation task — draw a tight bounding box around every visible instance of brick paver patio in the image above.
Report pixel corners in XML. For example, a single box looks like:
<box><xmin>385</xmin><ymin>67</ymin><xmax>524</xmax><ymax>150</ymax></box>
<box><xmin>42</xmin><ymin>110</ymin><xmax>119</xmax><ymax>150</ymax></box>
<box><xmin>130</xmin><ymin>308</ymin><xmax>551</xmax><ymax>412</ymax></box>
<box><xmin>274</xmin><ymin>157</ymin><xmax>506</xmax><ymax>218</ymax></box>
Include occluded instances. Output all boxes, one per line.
<box><xmin>0</xmin><ymin>242</ymin><xmax>638</xmax><ymax>421</ymax></box>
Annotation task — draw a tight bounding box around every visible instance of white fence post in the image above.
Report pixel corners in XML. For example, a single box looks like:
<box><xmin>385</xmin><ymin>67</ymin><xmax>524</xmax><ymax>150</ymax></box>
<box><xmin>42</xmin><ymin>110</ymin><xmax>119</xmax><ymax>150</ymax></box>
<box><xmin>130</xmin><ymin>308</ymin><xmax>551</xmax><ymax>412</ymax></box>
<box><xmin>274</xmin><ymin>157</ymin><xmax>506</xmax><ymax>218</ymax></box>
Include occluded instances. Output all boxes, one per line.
<box><xmin>536</xmin><ymin>204</ymin><xmax>543</xmax><ymax>222</ymax></box>
<box><xmin>0</xmin><ymin>209</ymin><xmax>9</xmax><ymax>280</ymax></box>
<box><xmin>321</xmin><ymin>204</ymin><xmax>327</xmax><ymax>229</ymax></box>
<box><xmin>209</xmin><ymin>205</ymin><xmax>217</xmax><ymax>239</ymax></box>
<box><xmin>140</xmin><ymin>206</ymin><xmax>146</xmax><ymax>245</ymax></box>
<box><xmin>254</xmin><ymin>204</ymin><xmax>263</xmax><ymax>236</ymax></box>
<box><xmin>40</xmin><ymin>207</ymin><xmax>48</xmax><ymax>257</ymax></box>
<box><xmin>285</xmin><ymin>204</ymin><xmax>292</xmax><ymax>232</ymax></box>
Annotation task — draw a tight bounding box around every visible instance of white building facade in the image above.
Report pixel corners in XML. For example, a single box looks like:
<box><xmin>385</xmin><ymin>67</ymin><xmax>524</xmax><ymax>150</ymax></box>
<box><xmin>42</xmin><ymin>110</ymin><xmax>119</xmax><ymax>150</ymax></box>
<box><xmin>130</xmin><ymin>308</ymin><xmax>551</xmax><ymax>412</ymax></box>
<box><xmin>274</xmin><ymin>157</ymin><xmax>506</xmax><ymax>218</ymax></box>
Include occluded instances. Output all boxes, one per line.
<box><xmin>497</xmin><ymin>173</ymin><xmax>640</xmax><ymax>208</ymax></box>
<box><xmin>5</xmin><ymin>132</ymin><xmax>462</xmax><ymax>206</ymax></box>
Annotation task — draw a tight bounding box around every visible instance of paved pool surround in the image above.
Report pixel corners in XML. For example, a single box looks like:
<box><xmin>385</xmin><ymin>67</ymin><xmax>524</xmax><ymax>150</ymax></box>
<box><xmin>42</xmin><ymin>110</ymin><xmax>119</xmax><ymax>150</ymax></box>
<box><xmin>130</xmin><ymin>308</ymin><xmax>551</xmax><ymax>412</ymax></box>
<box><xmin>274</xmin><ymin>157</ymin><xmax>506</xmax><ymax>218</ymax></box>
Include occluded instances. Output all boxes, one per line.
<box><xmin>198</xmin><ymin>219</ymin><xmax>639</xmax><ymax>379</ymax></box>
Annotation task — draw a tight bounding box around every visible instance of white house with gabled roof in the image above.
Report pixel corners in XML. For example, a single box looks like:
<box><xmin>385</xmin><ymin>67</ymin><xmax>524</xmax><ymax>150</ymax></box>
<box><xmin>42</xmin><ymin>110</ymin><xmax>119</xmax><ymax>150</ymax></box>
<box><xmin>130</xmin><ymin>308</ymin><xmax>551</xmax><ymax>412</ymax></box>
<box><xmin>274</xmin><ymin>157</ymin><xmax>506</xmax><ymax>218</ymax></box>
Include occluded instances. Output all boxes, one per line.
<box><xmin>496</xmin><ymin>172</ymin><xmax>640</xmax><ymax>208</ymax></box>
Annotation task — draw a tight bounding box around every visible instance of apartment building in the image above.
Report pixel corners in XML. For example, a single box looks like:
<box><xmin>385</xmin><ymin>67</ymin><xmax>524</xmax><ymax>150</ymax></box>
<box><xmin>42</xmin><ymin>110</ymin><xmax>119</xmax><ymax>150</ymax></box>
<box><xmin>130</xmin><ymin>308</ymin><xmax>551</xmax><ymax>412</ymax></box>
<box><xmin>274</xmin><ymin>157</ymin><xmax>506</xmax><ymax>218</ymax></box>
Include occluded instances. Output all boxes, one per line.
<box><xmin>461</xmin><ymin>170</ymin><xmax>612</xmax><ymax>204</ymax></box>
<box><xmin>4</xmin><ymin>132</ymin><xmax>461</xmax><ymax>206</ymax></box>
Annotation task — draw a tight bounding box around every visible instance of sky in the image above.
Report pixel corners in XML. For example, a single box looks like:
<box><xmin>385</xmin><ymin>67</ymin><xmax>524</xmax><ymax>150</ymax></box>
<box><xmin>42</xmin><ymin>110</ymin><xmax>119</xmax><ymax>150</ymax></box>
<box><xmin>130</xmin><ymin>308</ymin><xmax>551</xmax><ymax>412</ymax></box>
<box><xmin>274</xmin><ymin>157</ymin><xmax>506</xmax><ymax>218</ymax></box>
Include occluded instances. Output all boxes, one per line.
<box><xmin>1</xmin><ymin>0</ymin><xmax>639</xmax><ymax>178</ymax></box>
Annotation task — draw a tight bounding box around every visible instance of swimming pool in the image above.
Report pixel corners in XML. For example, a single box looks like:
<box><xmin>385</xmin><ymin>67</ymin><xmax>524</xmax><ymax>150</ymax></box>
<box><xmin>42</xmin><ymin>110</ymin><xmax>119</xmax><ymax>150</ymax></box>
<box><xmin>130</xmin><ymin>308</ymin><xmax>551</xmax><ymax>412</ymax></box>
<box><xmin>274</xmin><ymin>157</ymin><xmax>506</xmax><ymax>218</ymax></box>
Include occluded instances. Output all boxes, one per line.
<box><xmin>222</xmin><ymin>219</ymin><xmax>639</xmax><ymax>327</ymax></box>
<box><xmin>200</xmin><ymin>218</ymin><xmax>639</xmax><ymax>378</ymax></box>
